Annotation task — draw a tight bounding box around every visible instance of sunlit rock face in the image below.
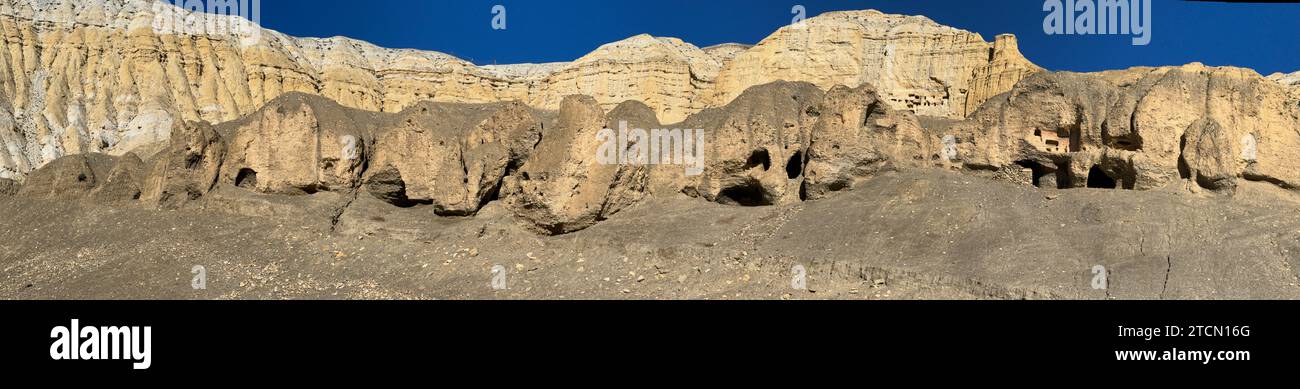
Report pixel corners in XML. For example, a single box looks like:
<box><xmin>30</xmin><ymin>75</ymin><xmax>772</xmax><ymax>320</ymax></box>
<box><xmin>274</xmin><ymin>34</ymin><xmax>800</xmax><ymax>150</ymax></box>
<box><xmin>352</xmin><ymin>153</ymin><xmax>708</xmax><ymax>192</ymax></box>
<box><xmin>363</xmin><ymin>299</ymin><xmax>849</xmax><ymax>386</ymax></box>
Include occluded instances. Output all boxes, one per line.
<box><xmin>708</xmin><ymin>10</ymin><xmax>1041</xmax><ymax>120</ymax></box>
<box><xmin>0</xmin><ymin>2</ymin><xmax>1040</xmax><ymax>180</ymax></box>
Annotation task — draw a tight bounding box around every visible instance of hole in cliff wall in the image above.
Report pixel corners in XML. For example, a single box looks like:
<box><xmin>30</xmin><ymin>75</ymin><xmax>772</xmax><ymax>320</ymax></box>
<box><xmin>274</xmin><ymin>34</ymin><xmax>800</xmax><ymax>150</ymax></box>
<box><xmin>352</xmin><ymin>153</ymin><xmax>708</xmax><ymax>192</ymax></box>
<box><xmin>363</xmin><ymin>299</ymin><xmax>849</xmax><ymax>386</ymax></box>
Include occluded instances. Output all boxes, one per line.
<box><xmin>1014</xmin><ymin>160</ymin><xmax>1054</xmax><ymax>188</ymax></box>
<box><xmin>235</xmin><ymin>168</ymin><xmax>258</xmax><ymax>189</ymax></box>
<box><xmin>1177</xmin><ymin>135</ymin><xmax>1192</xmax><ymax>180</ymax></box>
<box><xmin>786</xmin><ymin>151</ymin><xmax>804</xmax><ymax>179</ymax></box>
<box><xmin>366</xmin><ymin>166</ymin><xmax>429</xmax><ymax>208</ymax></box>
<box><xmin>1087</xmin><ymin>166</ymin><xmax>1117</xmax><ymax>189</ymax></box>
<box><xmin>717</xmin><ymin>179</ymin><xmax>772</xmax><ymax>207</ymax></box>
<box><xmin>1055</xmin><ymin>161</ymin><xmax>1074</xmax><ymax>189</ymax></box>
<box><xmin>745</xmin><ymin>149</ymin><xmax>771</xmax><ymax>171</ymax></box>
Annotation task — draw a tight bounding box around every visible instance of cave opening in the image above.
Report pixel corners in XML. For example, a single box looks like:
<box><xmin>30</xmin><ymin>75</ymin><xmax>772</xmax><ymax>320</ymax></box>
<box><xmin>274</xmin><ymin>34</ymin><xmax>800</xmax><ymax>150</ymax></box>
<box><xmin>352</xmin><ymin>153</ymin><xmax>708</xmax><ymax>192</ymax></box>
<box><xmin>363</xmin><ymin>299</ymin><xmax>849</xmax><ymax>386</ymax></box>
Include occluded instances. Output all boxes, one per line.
<box><xmin>745</xmin><ymin>149</ymin><xmax>771</xmax><ymax>171</ymax></box>
<box><xmin>1086</xmin><ymin>166</ymin><xmax>1117</xmax><ymax>189</ymax></box>
<box><xmin>785</xmin><ymin>151</ymin><xmax>804</xmax><ymax>179</ymax></box>
<box><xmin>1014</xmin><ymin>160</ymin><xmax>1054</xmax><ymax>188</ymax></box>
<box><xmin>235</xmin><ymin>168</ymin><xmax>258</xmax><ymax>189</ymax></box>
<box><xmin>366</xmin><ymin>166</ymin><xmax>430</xmax><ymax>208</ymax></box>
<box><xmin>717</xmin><ymin>180</ymin><xmax>772</xmax><ymax>207</ymax></box>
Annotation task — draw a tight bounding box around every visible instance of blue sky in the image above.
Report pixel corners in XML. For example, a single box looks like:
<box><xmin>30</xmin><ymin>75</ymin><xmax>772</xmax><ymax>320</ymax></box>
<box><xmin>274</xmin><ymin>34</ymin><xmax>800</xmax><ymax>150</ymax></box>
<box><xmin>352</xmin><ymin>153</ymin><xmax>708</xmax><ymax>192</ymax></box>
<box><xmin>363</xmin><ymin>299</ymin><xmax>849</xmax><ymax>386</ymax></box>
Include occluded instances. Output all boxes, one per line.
<box><xmin>246</xmin><ymin>0</ymin><xmax>1300</xmax><ymax>75</ymax></box>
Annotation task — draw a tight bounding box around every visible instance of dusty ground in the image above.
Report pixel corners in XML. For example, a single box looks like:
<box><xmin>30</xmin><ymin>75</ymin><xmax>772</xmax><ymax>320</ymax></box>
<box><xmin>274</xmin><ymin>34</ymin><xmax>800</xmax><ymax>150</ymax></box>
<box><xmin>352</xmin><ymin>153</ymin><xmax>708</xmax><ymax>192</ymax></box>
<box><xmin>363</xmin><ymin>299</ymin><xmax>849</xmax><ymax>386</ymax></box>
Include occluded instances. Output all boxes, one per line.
<box><xmin>3</xmin><ymin>169</ymin><xmax>1299</xmax><ymax>300</ymax></box>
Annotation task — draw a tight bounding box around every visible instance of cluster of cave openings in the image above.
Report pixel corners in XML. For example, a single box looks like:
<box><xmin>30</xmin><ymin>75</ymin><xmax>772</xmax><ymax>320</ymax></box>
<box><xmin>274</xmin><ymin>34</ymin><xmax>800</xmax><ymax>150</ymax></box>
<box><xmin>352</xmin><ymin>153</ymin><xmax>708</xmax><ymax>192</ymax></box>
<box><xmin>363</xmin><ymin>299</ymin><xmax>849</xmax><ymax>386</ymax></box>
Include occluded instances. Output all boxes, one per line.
<box><xmin>1019</xmin><ymin>161</ymin><xmax>1128</xmax><ymax>190</ymax></box>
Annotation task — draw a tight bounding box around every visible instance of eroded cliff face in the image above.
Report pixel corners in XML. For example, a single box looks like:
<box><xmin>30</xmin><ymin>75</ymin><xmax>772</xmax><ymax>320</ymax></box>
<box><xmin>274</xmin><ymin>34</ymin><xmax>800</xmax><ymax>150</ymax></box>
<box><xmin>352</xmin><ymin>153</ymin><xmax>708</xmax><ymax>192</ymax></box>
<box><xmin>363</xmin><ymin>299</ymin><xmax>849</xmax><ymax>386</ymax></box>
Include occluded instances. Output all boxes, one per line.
<box><xmin>709</xmin><ymin>10</ymin><xmax>1041</xmax><ymax>120</ymax></box>
<box><xmin>1270</xmin><ymin>71</ymin><xmax>1300</xmax><ymax>87</ymax></box>
<box><xmin>947</xmin><ymin>64</ymin><xmax>1300</xmax><ymax>195</ymax></box>
<box><xmin>0</xmin><ymin>1</ymin><xmax>1039</xmax><ymax>180</ymax></box>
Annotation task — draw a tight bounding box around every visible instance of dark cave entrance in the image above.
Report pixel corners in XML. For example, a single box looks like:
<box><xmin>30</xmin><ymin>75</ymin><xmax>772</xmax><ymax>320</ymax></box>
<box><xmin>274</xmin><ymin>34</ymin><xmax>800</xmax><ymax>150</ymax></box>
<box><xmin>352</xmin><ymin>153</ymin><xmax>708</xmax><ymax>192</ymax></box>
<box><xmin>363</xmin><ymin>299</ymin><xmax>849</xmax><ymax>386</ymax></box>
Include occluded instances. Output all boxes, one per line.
<box><xmin>1014</xmin><ymin>160</ymin><xmax>1054</xmax><ymax>188</ymax></box>
<box><xmin>745</xmin><ymin>149</ymin><xmax>771</xmax><ymax>171</ymax></box>
<box><xmin>1086</xmin><ymin>166</ymin><xmax>1117</xmax><ymax>189</ymax></box>
<box><xmin>785</xmin><ymin>150</ymin><xmax>804</xmax><ymax>179</ymax></box>
<box><xmin>366</xmin><ymin>166</ymin><xmax>430</xmax><ymax>208</ymax></box>
<box><xmin>235</xmin><ymin>168</ymin><xmax>258</xmax><ymax>189</ymax></box>
<box><xmin>717</xmin><ymin>180</ymin><xmax>772</xmax><ymax>207</ymax></box>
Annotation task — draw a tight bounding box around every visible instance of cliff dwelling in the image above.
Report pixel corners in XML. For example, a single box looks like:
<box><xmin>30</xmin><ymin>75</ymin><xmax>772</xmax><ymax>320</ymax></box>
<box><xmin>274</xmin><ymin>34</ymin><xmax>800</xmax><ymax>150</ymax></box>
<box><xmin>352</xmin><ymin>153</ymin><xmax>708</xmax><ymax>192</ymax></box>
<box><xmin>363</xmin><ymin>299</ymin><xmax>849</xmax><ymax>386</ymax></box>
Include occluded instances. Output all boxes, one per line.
<box><xmin>1030</xmin><ymin>128</ymin><xmax>1076</xmax><ymax>153</ymax></box>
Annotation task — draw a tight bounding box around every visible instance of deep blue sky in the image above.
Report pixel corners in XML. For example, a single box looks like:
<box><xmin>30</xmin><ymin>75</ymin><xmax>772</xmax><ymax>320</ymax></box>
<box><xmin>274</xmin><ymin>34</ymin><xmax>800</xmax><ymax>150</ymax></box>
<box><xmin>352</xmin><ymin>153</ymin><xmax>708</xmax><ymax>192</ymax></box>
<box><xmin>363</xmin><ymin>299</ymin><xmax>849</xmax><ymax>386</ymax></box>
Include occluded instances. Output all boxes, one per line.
<box><xmin>244</xmin><ymin>0</ymin><xmax>1299</xmax><ymax>74</ymax></box>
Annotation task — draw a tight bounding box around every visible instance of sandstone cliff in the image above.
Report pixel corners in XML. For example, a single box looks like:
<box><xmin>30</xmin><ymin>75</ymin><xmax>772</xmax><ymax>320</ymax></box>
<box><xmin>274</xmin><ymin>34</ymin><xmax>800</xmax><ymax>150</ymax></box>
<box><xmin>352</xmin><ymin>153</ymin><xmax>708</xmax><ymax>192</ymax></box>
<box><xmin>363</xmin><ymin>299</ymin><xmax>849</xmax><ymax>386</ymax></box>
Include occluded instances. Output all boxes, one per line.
<box><xmin>0</xmin><ymin>0</ymin><xmax>1038</xmax><ymax>180</ymax></box>
<box><xmin>709</xmin><ymin>10</ymin><xmax>1041</xmax><ymax>120</ymax></box>
<box><xmin>947</xmin><ymin>64</ymin><xmax>1300</xmax><ymax>195</ymax></box>
<box><xmin>1270</xmin><ymin>71</ymin><xmax>1300</xmax><ymax>87</ymax></box>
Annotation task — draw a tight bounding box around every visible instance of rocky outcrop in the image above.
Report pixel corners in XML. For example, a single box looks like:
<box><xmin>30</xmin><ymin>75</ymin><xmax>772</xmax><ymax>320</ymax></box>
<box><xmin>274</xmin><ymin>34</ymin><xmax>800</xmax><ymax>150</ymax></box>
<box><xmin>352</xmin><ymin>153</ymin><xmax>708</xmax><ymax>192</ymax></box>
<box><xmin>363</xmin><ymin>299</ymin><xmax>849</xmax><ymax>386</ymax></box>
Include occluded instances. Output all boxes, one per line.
<box><xmin>216</xmin><ymin>93</ymin><xmax>379</xmax><ymax>195</ymax></box>
<box><xmin>17</xmin><ymin>153</ymin><xmax>113</xmax><ymax>198</ymax></box>
<box><xmin>502</xmin><ymin>96</ymin><xmax>647</xmax><ymax>234</ymax></box>
<box><xmin>678</xmin><ymin>81</ymin><xmax>824</xmax><ymax>206</ymax></box>
<box><xmin>0</xmin><ymin>1</ymin><xmax>1038</xmax><ymax>180</ymax></box>
<box><xmin>90</xmin><ymin>151</ymin><xmax>144</xmax><ymax>202</ymax></box>
<box><xmin>1269</xmin><ymin>71</ymin><xmax>1300</xmax><ymax>87</ymax></box>
<box><xmin>0</xmin><ymin>177</ymin><xmax>15</xmax><ymax>196</ymax></box>
<box><xmin>13</xmin><ymin>62</ymin><xmax>1300</xmax><ymax>237</ymax></box>
<box><xmin>139</xmin><ymin>120</ymin><xmax>227</xmax><ymax>209</ymax></box>
<box><xmin>945</xmin><ymin>64</ymin><xmax>1300</xmax><ymax>194</ymax></box>
<box><xmin>709</xmin><ymin>10</ymin><xmax>1040</xmax><ymax>120</ymax></box>
<box><xmin>364</xmin><ymin>100</ymin><xmax>542</xmax><ymax>216</ymax></box>
<box><xmin>803</xmin><ymin>84</ymin><xmax>932</xmax><ymax>200</ymax></box>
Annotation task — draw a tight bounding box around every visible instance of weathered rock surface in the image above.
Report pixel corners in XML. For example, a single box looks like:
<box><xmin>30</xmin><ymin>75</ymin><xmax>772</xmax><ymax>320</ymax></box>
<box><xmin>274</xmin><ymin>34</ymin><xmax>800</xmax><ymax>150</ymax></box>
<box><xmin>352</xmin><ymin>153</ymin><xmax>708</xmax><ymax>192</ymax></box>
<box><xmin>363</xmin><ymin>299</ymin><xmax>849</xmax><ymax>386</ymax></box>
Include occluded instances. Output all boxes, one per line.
<box><xmin>678</xmin><ymin>81</ymin><xmax>824</xmax><ymax>206</ymax></box>
<box><xmin>709</xmin><ymin>10</ymin><xmax>1041</xmax><ymax>120</ymax></box>
<box><xmin>945</xmin><ymin>64</ymin><xmax>1300</xmax><ymax>195</ymax></box>
<box><xmin>365</xmin><ymin>100</ymin><xmax>542</xmax><ymax>216</ymax></box>
<box><xmin>1269</xmin><ymin>71</ymin><xmax>1300</xmax><ymax>87</ymax></box>
<box><xmin>0</xmin><ymin>177</ymin><xmax>16</xmax><ymax>196</ymax></box>
<box><xmin>216</xmin><ymin>93</ymin><xmax>379</xmax><ymax>195</ymax></box>
<box><xmin>90</xmin><ymin>151</ymin><xmax>144</xmax><ymax>202</ymax></box>
<box><xmin>139</xmin><ymin>120</ymin><xmax>227</xmax><ymax>209</ymax></box>
<box><xmin>17</xmin><ymin>153</ymin><xmax>113</xmax><ymax>198</ymax></box>
<box><xmin>0</xmin><ymin>1</ymin><xmax>1038</xmax><ymax>180</ymax></box>
<box><xmin>502</xmin><ymin>96</ymin><xmax>647</xmax><ymax>234</ymax></box>
<box><xmin>803</xmin><ymin>84</ymin><xmax>932</xmax><ymax>200</ymax></box>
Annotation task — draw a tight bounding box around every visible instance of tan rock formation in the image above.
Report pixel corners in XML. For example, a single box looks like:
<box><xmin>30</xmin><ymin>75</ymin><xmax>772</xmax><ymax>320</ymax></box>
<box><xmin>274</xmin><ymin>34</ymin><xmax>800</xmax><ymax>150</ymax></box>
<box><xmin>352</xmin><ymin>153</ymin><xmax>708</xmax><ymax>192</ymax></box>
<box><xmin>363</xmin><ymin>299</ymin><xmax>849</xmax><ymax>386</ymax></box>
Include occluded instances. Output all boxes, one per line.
<box><xmin>502</xmin><ymin>96</ymin><xmax>633</xmax><ymax>234</ymax></box>
<box><xmin>216</xmin><ymin>93</ymin><xmax>379</xmax><ymax>195</ymax></box>
<box><xmin>139</xmin><ymin>120</ymin><xmax>227</xmax><ymax>209</ymax></box>
<box><xmin>90</xmin><ymin>151</ymin><xmax>144</xmax><ymax>202</ymax></box>
<box><xmin>946</xmin><ymin>64</ymin><xmax>1300</xmax><ymax>194</ymax></box>
<box><xmin>0</xmin><ymin>176</ymin><xmax>15</xmax><ymax>195</ymax></box>
<box><xmin>17</xmin><ymin>153</ymin><xmax>113</xmax><ymax>198</ymax></box>
<box><xmin>0</xmin><ymin>1</ymin><xmax>1039</xmax><ymax>181</ymax></box>
<box><xmin>803</xmin><ymin>83</ymin><xmax>932</xmax><ymax>200</ymax></box>
<box><xmin>678</xmin><ymin>81</ymin><xmax>824</xmax><ymax>206</ymax></box>
<box><xmin>364</xmin><ymin>100</ymin><xmax>542</xmax><ymax>216</ymax></box>
<box><xmin>709</xmin><ymin>10</ymin><xmax>1040</xmax><ymax>120</ymax></box>
<box><xmin>1269</xmin><ymin>71</ymin><xmax>1300</xmax><ymax>87</ymax></box>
